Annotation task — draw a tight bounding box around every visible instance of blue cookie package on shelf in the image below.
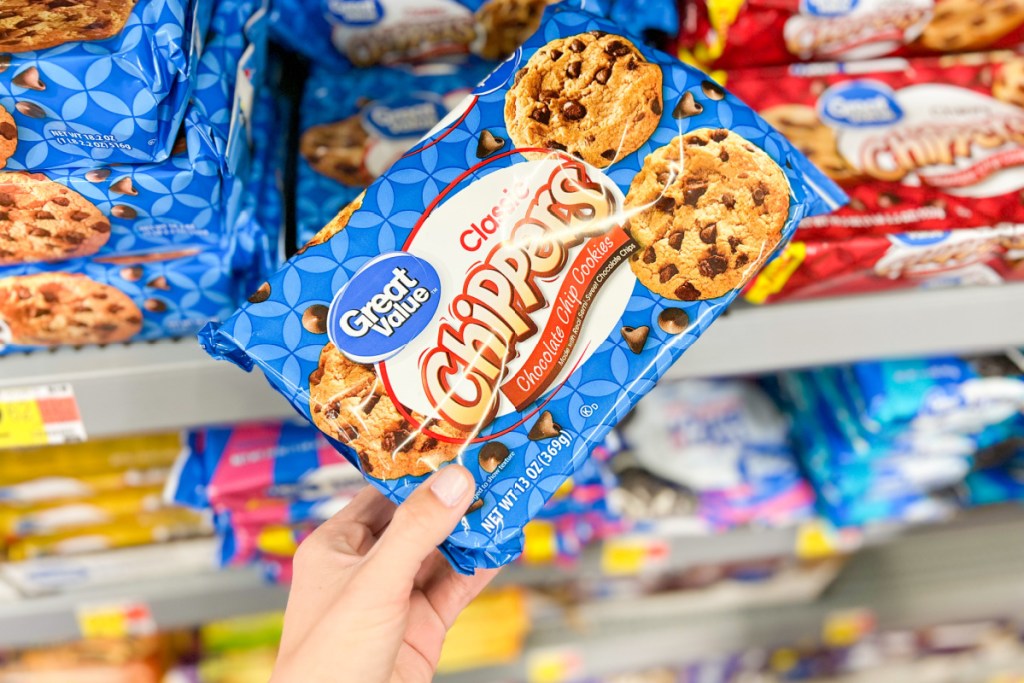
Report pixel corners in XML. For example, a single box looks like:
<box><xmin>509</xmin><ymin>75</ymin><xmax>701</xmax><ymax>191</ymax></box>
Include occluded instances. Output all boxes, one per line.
<box><xmin>0</xmin><ymin>0</ymin><xmax>272</xmax><ymax>355</ymax></box>
<box><xmin>203</xmin><ymin>5</ymin><xmax>846</xmax><ymax>572</ymax></box>
<box><xmin>296</xmin><ymin>61</ymin><xmax>493</xmax><ymax>247</ymax></box>
<box><xmin>0</xmin><ymin>0</ymin><xmax>215</xmax><ymax>171</ymax></box>
<box><xmin>269</xmin><ymin>0</ymin><xmax>678</xmax><ymax>70</ymax></box>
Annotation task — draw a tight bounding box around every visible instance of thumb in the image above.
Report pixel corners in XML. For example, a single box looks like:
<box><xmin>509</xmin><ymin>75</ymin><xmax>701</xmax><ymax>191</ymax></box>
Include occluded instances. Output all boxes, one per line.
<box><xmin>360</xmin><ymin>464</ymin><xmax>475</xmax><ymax>594</ymax></box>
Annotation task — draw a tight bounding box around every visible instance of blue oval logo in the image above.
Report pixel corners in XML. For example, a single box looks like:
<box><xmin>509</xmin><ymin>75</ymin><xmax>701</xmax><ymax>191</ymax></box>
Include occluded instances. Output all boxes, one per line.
<box><xmin>322</xmin><ymin>0</ymin><xmax>383</xmax><ymax>26</ymax></box>
<box><xmin>473</xmin><ymin>48</ymin><xmax>522</xmax><ymax>95</ymax></box>
<box><xmin>327</xmin><ymin>252</ymin><xmax>441</xmax><ymax>364</ymax></box>
<box><xmin>361</xmin><ymin>93</ymin><xmax>447</xmax><ymax>140</ymax></box>
<box><xmin>819</xmin><ymin>80</ymin><xmax>903</xmax><ymax>128</ymax></box>
<box><xmin>890</xmin><ymin>231</ymin><xmax>950</xmax><ymax>246</ymax></box>
<box><xmin>800</xmin><ymin>0</ymin><xmax>858</xmax><ymax>16</ymax></box>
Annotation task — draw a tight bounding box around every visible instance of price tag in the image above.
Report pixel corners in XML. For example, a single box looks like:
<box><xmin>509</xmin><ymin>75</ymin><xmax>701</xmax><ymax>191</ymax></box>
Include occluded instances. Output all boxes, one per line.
<box><xmin>77</xmin><ymin>602</ymin><xmax>156</xmax><ymax>640</ymax></box>
<box><xmin>600</xmin><ymin>536</ymin><xmax>669</xmax><ymax>577</ymax></box>
<box><xmin>527</xmin><ymin>648</ymin><xmax>583</xmax><ymax>683</ymax></box>
<box><xmin>0</xmin><ymin>384</ymin><xmax>85</xmax><ymax>449</ymax></box>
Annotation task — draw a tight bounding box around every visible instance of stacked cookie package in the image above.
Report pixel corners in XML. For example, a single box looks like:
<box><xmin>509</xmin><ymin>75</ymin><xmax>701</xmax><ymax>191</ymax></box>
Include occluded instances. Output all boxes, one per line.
<box><xmin>0</xmin><ymin>0</ymin><xmax>286</xmax><ymax>355</ymax></box>
<box><xmin>204</xmin><ymin>4</ymin><xmax>846</xmax><ymax>572</ymax></box>
<box><xmin>677</xmin><ymin>0</ymin><xmax>1024</xmax><ymax>302</ymax></box>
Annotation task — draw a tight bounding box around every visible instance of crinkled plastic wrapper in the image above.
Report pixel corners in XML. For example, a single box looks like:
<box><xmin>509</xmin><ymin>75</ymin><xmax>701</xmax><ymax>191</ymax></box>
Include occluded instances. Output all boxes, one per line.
<box><xmin>204</xmin><ymin>5</ymin><xmax>846</xmax><ymax>572</ymax></box>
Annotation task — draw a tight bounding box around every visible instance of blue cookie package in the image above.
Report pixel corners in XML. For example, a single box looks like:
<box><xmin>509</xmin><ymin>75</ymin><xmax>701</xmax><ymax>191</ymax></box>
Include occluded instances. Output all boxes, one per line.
<box><xmin>0</xmin><ymin>0</ymin><xmax>214</xmax><ymax>171</ymax></box>
<box><xmin>203</xmin><ymin>5</ymin><xmax>846</xmax><ymax>572</ymax></box>
<box><xmin>296</xmin><ymin>61</ymin><xmax>493</xmax><ymax>247</ymax></box>
<box><xmin>0</xmin><ymin>0</ymin><xmax>273</xmax><ymax>354</ymax></box>
<box><xmin>270</xmin><ymin>0</ymin><xmax>677</xmax><ymax>70</ymax></box>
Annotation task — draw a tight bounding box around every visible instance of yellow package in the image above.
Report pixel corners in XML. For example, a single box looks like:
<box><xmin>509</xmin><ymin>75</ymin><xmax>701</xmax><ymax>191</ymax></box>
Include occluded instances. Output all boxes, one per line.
<box><xmin>0</xmin><ymin>486</ymin><xmax>167</xmax><ymax>538</ymax></box>
<box><xmin>6</xmin><ymin>507</ymin><xmax>212</xmax><ymax>561</ymax></box>
<box><xmin>0</xmin><ymin>433</ymin><xmax>182</xmax><ymax>486</ymax></box>
<box><xmin>437</xmin><ymin>587</ymin><xmax>530</xmax><ymax>673</ymax></box>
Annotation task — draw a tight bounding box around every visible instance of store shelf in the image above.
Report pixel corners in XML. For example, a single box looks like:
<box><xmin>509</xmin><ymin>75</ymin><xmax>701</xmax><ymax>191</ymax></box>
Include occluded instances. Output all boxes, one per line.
<box><xmin>439</xmin><ymin>505</ymin><xmax>1024</xmax><ymax>683</ymax></box>
<box><xmin>2</xmin><ymin>285</ymin><xmax>1023</xmax><ymax>438</ymax></box>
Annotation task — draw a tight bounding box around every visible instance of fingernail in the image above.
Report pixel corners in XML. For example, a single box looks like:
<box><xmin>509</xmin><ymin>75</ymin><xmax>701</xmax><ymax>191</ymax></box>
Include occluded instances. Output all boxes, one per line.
<box><xmin>430</xmin><ymin>466</ymin><xmax>470</xmax><ymax>508</ymax></box>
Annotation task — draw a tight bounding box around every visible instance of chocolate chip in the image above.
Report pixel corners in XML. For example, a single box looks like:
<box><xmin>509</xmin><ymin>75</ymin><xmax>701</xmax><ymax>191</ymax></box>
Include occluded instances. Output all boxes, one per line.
<box><xmin>540</xmin><ymin>89</ymin><xmax>559</xmax><ymax>100</ymax></box>
<box><xmin>302</xmin><ymin>304</ymin><xmax>329</xmax><ymax>334</ymax></box>
<box><xmin>589</xmin><ymin>30</ymin><xmax>607</xmax><ymax>38</ymax></box>
<box><xmin>674</xmin><ymin>281</ymin><xmax>701</xmax><ymax>300</ymax></box>
<box><xmin>627</xmin><ymin>59</ymin><xmax>638</xmax><ymax>70</ymax></box>
<box><xmin>28</xmin><ymin>227</ymin><xmax>50</xmax><ymax>237</ymax></box>
<box><xmin>735</xmin><ymin>253</ymin><xmax>749</xmax><ymax>267</ymax></box>
<box><xmin>659</xmin><ymin>264</ymin><xmax>678</xmax><ymax>282</ymax></box>
<box><xmin>656</xmin><ymin>170</ymin><xmax>676</xmax><ymax>186</ymax></box>
<box><xmin>668</xmin><ymin>231</ymin><xmax>684</xmax><ymax>249</ymax></box>
<box><xmin>479</xmin><ymin>441</ymin><xmax>511</xmax><ymax>472</ymax></box>
<box><xmin>12</xmin><ymin>66</ymin><xmax>44</xmax><ymax>91</ymax></box>
<box><xmin>684</xmin><ymin>184</ymin><xmax>708</xmax><ymax>207</ymax></box>
<box><xmin>655</xmin><ymin>195</ymin><xmax>675</xmax><ymax>212</ymax></box>
<box><xmin>111</xmin><ymin>205</ymin><xmax>137</xmax><ymax>219</ymax></box>
<box><xmin>529</xmin><ymin>105</ymin><xmax>550</xmax><ymax>125</ymax></box>
<box><xmin>721</xmin><ymin>193</ymin><xmax>736</xmax><ymax>209</ymax></box>
<box><xmin>751</xmin><ymin>183</ymin><xmax>768</xmax><ymax>206</ymax></box>
<box><xmin>594</xmin><ymin>66</ymin><xmax>611</xmax><ymax>84</ymax></box>
<box><xmin>514</xmin><ymin>67</ymin><xmax>527</xmax><ymax>86</ymax></box>
<box><xmin>568</xmin><ymin>38</ymin><xmax>585</xmax><ymax>52</ymax></box>
<box><xmin>605</xmin><ymin>40</ymin><xmax>630</xmax><ymax>57</ymax></box>
<box><xmin>698</xmin><ymin>254</ymin><xmax>729</xmax><ymax>278</ymax></box>
<box><xmin>672</xmin><ymin>92</ymin><xmax>703</xmax><ymax>119</ymax></box>
<box><xmin>51</xmin><ymin>196</ymin><xmax>69</xmax><ymax>207</ymax></box>
<box><xmin>0</xmin><ymin>55</ymin><xmax>9</xmax><ymax>74</ymax></box>
<box><xmin>0</xmin><ymin>122</ymin><xmax>14</xmax><ymax>140</ymax></box>
<box><xmin>69</xmin><ymin>210</ymin><xmax>89</xmax><ymax>221</ymax></box>
<box><xmin>110</xmin><ymin>177</ymin><xmax>137</xmax><ymax>196</ymax></box>
<box><xmin>546</xmin><ymin>140</ymin><xmax>567</xmax><ymax>151</ymax></box>
<box><xmin>699</xmin><ymin>224</ymin><xmax>718</xmax><ymax>244</ymax></box>
<box><xmin>701</xmin><ymin>80</ymin><xmax>725</xmax><ymax>100</ymax></box>
<box><xmin>549</xmin><ymin>49</ymin><xmax>563</xmax><ymax>60</ymax></box>
<box><xmin>620</xmin><ymin>325</ymin><xmax>649</xmax><ymax>354</ymax></box>
<box><xmin>601</xmin><ymin>149</ymin><xmax>617</xmax><ymax>161</ymax></box>
<box><xmin>120</xmin><ymin>266</ymin><xmax>143</xmax><ymax>282</ymax></box>
<box><xmin>686</xmin><ymin>134</ymin><xmax>708</xmax><ymax>146</ymax></box>
<box><xmin>711</xmin><ymin>129</ymin><xmax>729</xmax><ymax>142</ymax></box>
<box><xmin>147</xmin><ymin>276</ymin><xmax>170</xmax><ymax>291</ymax></box>
<box><xmin>15</xmin><ymin>101</ymin><xmax>44</xmax><ymax>119</ymax></box>
<box><xmin>658</xmin><ymin>308</ymin><xmax>689</xmax><ymax>334</ymax></box>
<box><xmin>719</xmin><ymin>149</ymin><xmax>729</xmax><ymax>162</ymax></box>
<box><xmin>85</xmin><ymin>168</ymin><xmax>110</xmax><ymax>183</ymax></box>
<box><xmin>382</xmin><ymin>429</ymin><xmax>413</xmax><ymax>454</ymax></box>
<box><xmin>0</xmin><ymin>193</ymin><xmax>12</xmax><ymax>207</ymax></box>
<box><xmin>561</xmin><ymin>100</ymin><xmax>586</xmax><ymax>120</ymax></box>
<box><xmin>566</xmin><ymin>60</ymin><xmax>582</xmax><ymax>78</ymax></box>
<box><xmin>728</xmin><ymin>235</ymin><xmax>741</xmax><ymax>252</ymax></box>
<box><xmin>144</xmin><ymin>298</ymin><xmax>167</xmax><ymax>313</ymax></box>
<box><xmin>476</xmin><ymin>129</ymin><xmax>505</xmax><ymax>158</ymax></box>
<box><xmin>90</xmin><ymin>221</ymin><xmax>110</xmax><ymax>233</ymax></box>
<box><xmin>651</xmin><ymin>99</ymin><xmax>662</xmax><ymax>115</ymax></box>
<box><xmin>528</xmin><ymin>410</ymin><xmax>563</xmax><ymax>440</ymax></box>
<box><xmin>466</xmin><ymin>499</ymin><xmax>484</xmax><ymax>514</ymax></box>
<box><xmin>642</xmin><ymin>246</ymin><xmax>656</xmax><ymax>264</ymax></box>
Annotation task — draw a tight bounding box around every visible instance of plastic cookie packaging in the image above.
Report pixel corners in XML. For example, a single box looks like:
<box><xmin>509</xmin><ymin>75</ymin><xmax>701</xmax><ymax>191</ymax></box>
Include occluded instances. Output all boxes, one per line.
<box><xmin>203</xmin><ymin>4</ymin><xmax>846</xmax><ymax>572</ymax></box>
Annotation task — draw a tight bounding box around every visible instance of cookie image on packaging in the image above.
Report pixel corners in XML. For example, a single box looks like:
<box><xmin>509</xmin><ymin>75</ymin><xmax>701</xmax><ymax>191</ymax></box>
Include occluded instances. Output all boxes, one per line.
<box><xmin>0</xmin><ymin>0</ymin><xmax>137</xmax><ymax>53</ymax></box>
<box><xmin>296</xmin><ymin>192</ymin><xmax>365</xmax><ymax>254</ymax></box>
<box><xmin>309</xmin><ymin>343</ymin><xmax>469</xmax><ymax>480</ymax></box>
<box><xmin>300</xmin><ymin>117</ymin><xmax>375</xmax><ymax>187</ymax></box>
<box><xmin>625</xmin><ymin>128</ymin><xmax>790</xmax><ymax>301</ymax></box>
<box><xmin>0</xmin><ymin>272</ymin><xmax>142</xmax><ymax>346</ymax></box>
<box><xmin>919</xmin><ymin>0</ymin><xmax>1024</xmax><ymax>51</ymax></box>
<box><xmin>474</xmin><ymin>0</ymin><xmax>549</xmax><ymax>60</ymax></box>
<box><xmin>993</xmin><ymin>58</ymin><xmax>1024</xmax><ymax>108</ymax></box>
<box><xmin>504</xmin><ymin>31</ymin><xmax>663</xmax><ymax>168</ymax></box>
<box><xmin>760</xmin><ymin>105</ymin><xmax>860</xmax><ymax>184</ymax></box>
<box><xmin>0</xmin><ymin>172</ymin><xmax>111</xmax><ymax>265</ymax></box>
<box><xmin>0</xmin><ymin>106</ymin><xmax>16</xmax><ymax>169</ymax></box>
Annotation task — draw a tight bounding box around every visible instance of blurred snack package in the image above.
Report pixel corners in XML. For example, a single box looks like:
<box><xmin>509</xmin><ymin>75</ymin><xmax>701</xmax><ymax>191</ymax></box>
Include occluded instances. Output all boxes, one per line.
<box><xmin>680</xmin><ymin>0</ymin><xmax>1024</xmax><ymax>70</ymax></box>
<box><xmin>0</xmin><ymin>0</ymin><xmax>214</xmax><ymax>170</ymax></box>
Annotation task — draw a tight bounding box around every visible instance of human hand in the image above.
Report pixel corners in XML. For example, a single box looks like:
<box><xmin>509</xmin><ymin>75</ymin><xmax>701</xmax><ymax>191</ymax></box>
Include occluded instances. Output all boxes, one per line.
<box><xmin>270</xmin><ymin>465</ymin><xmax>499</xmax><ymax>683</ymax></box>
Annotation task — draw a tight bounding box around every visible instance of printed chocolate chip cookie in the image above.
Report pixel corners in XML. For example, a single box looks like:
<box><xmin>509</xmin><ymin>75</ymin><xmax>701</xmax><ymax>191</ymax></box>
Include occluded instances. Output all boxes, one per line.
<box><xmin>0</xmin><ymin>106</ymin><xmax>16</xmax><ymax>168</ymax></box>
<box><xmin>299</xmin><ymin>117</ymin><xmax>374</xmax><ymax>187</ymax></box>
<box><xmin>626</xmin><ymin>128</ymin><xmax>790</xmax><ymax>301</ymax></box>
<box><xmin>761</xmin><ymin>105</ymin><xmax>860</xmax><ymax>184</ymax></box>
<box><xmin>309</xmin><ymin>343</ymin><xmax>467</xmax><ymax>479</ymax></box>
<box><xmin>0</xmin><ymin>0</ymin><xmax>136</xmax><ymax>53</ymax></box>
<box><xmin>505</xmin><ymin>31</ymin><xmax>663</xmax><ymax>168</ymax></box>
<box><xmin>920</xmin><ymin>0</ymin><xmax>1024</xmax><ymax>51</ymax></box>
<box><xmin>0</xmin><ymin>172</ymin><xmax>111</xmax><ymax>265</ymax></box>
<box><xmin>296</xmin><ymin>192</ymin><xmax>365</xmax><ymax>254</ymax></box>
<box><xmin>994</xmin><ymin>57</ymin><xmax>1024</xmax><ymax>108</ymax></box>
<box><xmin>0</xmin><ymin>272</ymin><xmax>142</xmax><ymax>346</ymax></box>
<box><xmin>474</xmin><ymin>0</ymin><xmax>548</xmax><ymax>60</ymax></box>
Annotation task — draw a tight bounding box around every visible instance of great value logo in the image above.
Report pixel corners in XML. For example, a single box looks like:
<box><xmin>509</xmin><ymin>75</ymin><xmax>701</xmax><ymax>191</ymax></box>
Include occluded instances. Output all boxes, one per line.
<box><xmin>819</xmin><ymin>80</ymin><xmax>904</xmax><ymax>128</ymax></box>
<box><xmin>323</xmin><ymin>0</ymin><xmax>384</xmax><ymax>25</ymax></box>
<box><xmin>361</xmin><ymin>95</ymin><xmax>447</xmax><ymax>139</ymax></box>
